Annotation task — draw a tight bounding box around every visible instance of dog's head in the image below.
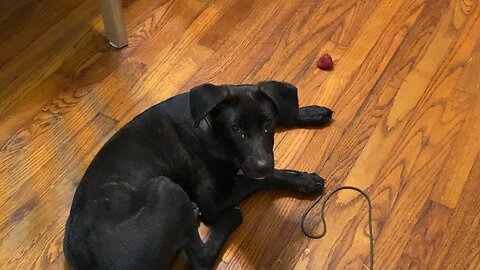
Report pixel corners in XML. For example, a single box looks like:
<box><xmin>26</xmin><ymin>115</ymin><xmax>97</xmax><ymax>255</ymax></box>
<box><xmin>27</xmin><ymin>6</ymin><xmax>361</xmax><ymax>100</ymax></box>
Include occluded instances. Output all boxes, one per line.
<box><xmin>190</xmin><ymin>81</ymin><xmax>299</xmax><ymax>179</ymax></box>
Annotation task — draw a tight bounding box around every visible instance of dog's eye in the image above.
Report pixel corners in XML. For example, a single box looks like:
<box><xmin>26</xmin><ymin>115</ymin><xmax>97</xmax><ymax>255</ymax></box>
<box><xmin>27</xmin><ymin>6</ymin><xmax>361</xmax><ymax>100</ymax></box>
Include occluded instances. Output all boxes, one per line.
<box><xmin>265</xmin><ymin>119</ymin><xmax>273</xmax><ymax>128</ymax></box>
<box><xmin>264</xmin><ymin>119</ymin><xmax>273</xmax><ymax>133</ymax></box>
<box><xmin>231</xmin><ymin>124</ymin><xmax>241</xmax><ymax>132</ymax></box>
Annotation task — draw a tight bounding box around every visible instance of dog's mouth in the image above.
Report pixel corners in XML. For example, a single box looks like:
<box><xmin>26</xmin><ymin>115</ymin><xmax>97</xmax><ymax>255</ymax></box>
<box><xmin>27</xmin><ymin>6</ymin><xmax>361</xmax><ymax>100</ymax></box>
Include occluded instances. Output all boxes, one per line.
<box><xmin>250</xmin><ymin>175</ymin><xmax>269</xmax><ymax>180</ymax></box>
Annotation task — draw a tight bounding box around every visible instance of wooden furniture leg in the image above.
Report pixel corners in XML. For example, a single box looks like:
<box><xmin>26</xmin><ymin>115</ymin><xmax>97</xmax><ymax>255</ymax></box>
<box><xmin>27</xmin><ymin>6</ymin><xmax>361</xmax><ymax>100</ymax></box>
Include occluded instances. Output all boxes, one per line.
<box><xmin>100</xmin><ymin>0</ymin><xmax>128</xmax><ymax>48</ymax></box>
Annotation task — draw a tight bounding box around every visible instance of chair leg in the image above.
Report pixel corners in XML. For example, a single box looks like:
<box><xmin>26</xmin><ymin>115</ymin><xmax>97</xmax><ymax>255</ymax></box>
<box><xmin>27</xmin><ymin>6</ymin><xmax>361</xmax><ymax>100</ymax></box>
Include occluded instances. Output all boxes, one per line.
<box><xmin>100</xmin><ymin>0</ymin><xmax>128</xmax><ymax>48</ymax></box>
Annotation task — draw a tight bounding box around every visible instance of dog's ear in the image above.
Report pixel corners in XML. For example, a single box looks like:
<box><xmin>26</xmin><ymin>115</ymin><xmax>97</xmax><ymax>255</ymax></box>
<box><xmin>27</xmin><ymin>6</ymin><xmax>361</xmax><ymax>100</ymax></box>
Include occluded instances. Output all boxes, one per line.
<box><xmin>258</xmin><ymin>81</ymin><xmax>299</xmax><ymax>127</ymax></box>
<box><xmin>190</xmin><ymin>83</ymin><xmax>229</xmax><ymax>127</ymax></box>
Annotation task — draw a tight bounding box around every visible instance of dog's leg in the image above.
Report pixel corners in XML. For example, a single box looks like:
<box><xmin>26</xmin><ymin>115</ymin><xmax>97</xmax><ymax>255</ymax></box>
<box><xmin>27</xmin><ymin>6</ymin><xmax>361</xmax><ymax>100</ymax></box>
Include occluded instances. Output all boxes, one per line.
<box><xmin>105</xmin><ymin>177</ymin><xmax>241</xmax><ymax>270</ymax></box>
<box><xmin>184</xmin><ymin>208</ymin><xmax>242</xmax><ymax>270</ymax></box>
<box><xmin>221</xmin><ymin>169</ymin><xmax>325</xmax><ymax>208</ymax></box>
<box><xmin>296</xmin><ymin>105</ymin><xmax>333</xmax><ymax>127</ymax></box>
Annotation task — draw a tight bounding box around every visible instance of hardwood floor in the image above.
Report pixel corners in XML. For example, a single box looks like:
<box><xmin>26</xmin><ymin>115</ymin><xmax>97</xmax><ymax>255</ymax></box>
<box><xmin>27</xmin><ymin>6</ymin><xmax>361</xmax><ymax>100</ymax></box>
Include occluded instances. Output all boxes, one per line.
<box><xmin>1</xmin><ymin>0</ymin><xmax>479</xmax><ymax>269</ymax></box>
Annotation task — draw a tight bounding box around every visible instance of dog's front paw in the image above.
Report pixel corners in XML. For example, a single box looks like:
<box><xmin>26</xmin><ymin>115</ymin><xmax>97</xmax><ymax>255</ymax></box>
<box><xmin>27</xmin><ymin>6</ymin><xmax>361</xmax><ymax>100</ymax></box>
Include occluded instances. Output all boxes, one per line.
<box><xmin>296</xmin><ymin>172</ymin><xmax>325</xmax><ymax>193</ymax></box>
<box><xmin>298</xmin><ymin>106</ymin><xmax>333</xmax><ymax>126</ymax></box>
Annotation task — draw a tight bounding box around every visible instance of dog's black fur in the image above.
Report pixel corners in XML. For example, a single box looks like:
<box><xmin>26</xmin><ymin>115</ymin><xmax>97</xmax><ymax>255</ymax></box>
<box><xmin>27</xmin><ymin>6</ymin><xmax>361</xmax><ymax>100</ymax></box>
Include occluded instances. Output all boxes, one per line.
<box><xmin>64</xmin><ymin>81</ymin><xmax>333</xmax><ymax>270</ymax></box>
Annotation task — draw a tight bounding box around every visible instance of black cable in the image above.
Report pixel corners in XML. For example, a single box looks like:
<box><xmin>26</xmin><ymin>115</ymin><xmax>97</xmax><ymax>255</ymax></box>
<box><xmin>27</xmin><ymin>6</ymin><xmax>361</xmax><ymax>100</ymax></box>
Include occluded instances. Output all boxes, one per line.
<box><xmin>300</xmin><ymin>186</ymin><xmax>374</xmax><ymax>270</ymax></box>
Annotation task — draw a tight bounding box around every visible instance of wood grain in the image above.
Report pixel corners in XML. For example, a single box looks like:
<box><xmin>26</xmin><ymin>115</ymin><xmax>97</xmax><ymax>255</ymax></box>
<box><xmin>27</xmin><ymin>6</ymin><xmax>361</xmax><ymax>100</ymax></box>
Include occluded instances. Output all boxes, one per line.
<box><xmin>1</xmin><ymin>0</ymin><xmax>479</xmax><ymax>269</ymax></box>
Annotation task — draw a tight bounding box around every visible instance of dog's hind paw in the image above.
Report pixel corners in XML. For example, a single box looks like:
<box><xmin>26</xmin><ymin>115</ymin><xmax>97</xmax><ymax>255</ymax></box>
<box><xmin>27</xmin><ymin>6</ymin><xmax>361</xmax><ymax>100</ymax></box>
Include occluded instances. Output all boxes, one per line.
<box><xmin>225</xmin><ymin>208</ymin><xmax>243</xmax><ymax>228</ymax></box>
<box><xmin>214</xmin><ymin>208</ymin><xmax>243</xmax><ymax>232</ymax></box>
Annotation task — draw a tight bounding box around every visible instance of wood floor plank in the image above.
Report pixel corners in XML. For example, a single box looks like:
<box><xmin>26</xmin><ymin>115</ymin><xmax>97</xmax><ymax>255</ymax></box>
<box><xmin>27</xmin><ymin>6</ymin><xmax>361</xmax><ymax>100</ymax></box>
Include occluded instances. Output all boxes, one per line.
<box><xmin>0</xmin><ymin>0</ymin><xmax>82</xmax><ymax>67</ymax></box>
<box><xmin>0</xmin><ymin>59</ymin><xmax>147</xmax><ymax>205</ymax></box>
<box><xmin>429</xmin><ymin>42</ymin><xmax>480</xmax><ymax>208</ymax></box>
<box><xmin>0</xmin><ymin>0</ymin><xmax>99</xmax><ymax>105</ymax></box>
<box><xmin>396</xmin><ymin>200</ymin><xmax>453</xmax><ymax>269</ymax></box>
<box><xmin>0</xmin><ymin>113</ymin><xmax>118</xmax><ymax>269</ymax></box>
<box><xmin>429</xmin><ymin>152</ymin><xmax>480</xmax><ymax>270</ymax></box>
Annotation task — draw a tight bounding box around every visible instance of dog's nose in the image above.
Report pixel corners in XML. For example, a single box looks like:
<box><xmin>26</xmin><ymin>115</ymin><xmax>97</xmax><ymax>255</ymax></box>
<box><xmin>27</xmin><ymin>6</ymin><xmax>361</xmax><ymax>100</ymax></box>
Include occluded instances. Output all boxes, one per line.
<box><xmin>254</xmin><ymin>159</ymin><xmax>272</xmax><ymax>174</ymax></box>
<box><xmin>255</xmin><ymin>159</ymin><xmax>268</xmax><ymax>169</ymax></box>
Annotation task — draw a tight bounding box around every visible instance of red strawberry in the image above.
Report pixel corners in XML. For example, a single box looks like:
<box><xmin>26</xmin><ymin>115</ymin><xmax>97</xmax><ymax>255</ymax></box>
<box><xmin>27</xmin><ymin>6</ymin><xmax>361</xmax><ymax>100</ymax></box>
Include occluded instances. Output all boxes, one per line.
<box><xmin>317</xmin><ymin>54</ymin><xmax>334</xmax><ymax>70</ymax></box>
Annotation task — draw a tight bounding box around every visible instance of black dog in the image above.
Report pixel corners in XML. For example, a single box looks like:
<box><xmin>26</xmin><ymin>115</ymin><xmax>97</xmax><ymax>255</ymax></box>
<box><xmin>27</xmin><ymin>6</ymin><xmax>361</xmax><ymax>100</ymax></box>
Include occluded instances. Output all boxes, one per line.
<box><xmin>64</xmin><ymin>81</ymin><xmax>333</xmax><ymax>270</ymax></box>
